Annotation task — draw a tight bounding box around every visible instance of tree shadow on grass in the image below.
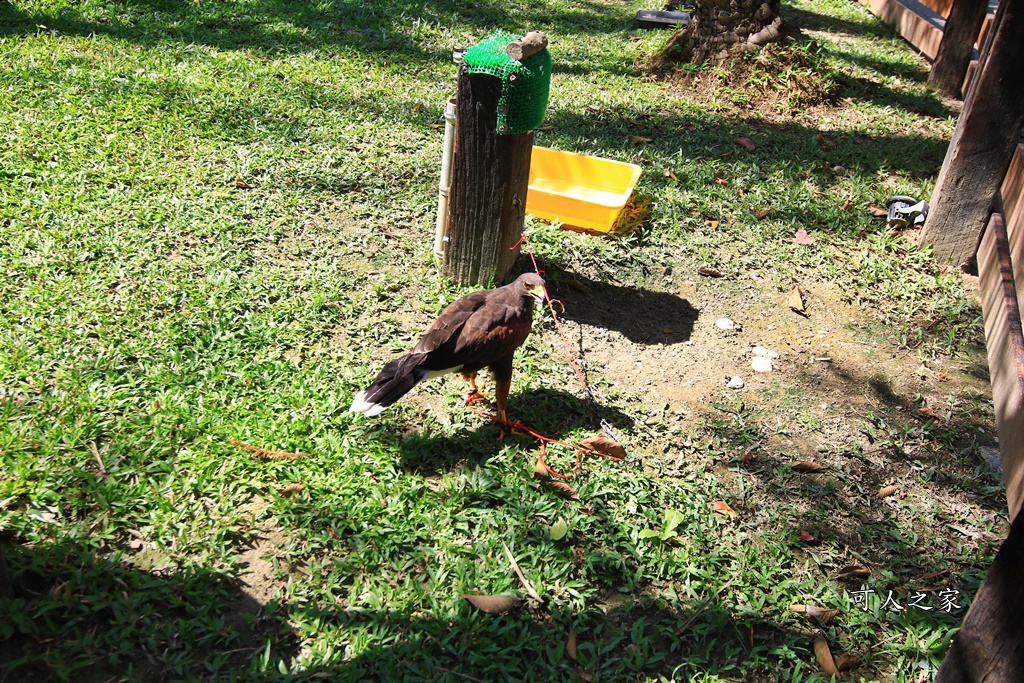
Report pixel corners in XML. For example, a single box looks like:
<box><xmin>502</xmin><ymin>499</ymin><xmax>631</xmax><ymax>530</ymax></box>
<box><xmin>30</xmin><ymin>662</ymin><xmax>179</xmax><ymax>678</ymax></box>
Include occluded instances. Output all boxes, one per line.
<box><xmin>706</xmin><ymin>352</ymin><xmax>1003</xmax><ymax>593</ymax></box>
<box><xmin>0</xmin><ymin>0</ymin><xmax>631</xmax><ymax>63</ymax></box>
<box><xmin>782</xmin><ymin>3</ymin><xmax>899</xmax><ymax>40</ymax></box>
<box><xmin>276</xmin><ymin>594</ymin><xmax>820</xmax><ymax>682</ymax></box>
<box><xmin>0</xmin><ymin>536</ymin><xmax>295</xmax><ymax>683</ymax></box>
<box><xmin>2</xmin><ymin>517</ymin><xmax>833</xmax><ymax>682</ymax></box>
<box><xmin>545</xmin><ymin>105</ymin><xmax>950</xmax><ymax>183</ymax></box>
<box><xmin>536</xmin><ymin>266</ymin><xmax>700</xmax><ymax>346</ymax></box>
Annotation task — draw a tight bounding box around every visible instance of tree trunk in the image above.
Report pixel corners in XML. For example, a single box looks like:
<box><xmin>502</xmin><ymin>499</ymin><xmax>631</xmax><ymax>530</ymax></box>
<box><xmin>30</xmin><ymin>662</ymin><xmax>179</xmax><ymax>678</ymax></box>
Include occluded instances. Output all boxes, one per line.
<box><xmin>442</xmin><ymin>66</ymin><xmax>533</xmax><ymax>287</ymax></box>
<box><xmin>663</xmin><ymin>0</ymin><xmax>783</xmax><ymax>64</ymax></box>
<box><xmin>927</xmin><ymin>0</ymin><xmax>989</xmax><ymax>98</ymax></box>
<box><xmin>919</xmin><ymin>0</ymin><xmax>1024</xmax><ymax>267</ymax></box>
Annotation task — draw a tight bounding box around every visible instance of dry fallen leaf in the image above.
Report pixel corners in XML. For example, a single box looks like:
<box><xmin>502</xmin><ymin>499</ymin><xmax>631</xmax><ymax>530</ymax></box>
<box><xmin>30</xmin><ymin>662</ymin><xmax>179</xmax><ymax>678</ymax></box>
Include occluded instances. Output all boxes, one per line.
<box><xmin>711</xmin><ymin>500</ymin><xmax>738</xmax><ymax>520</ymax></box>
<box><xmin>714</xmin><ymin>177</ymin><xmax>729</xmax><ymax>186</ymax></box>
<box><xmin>814</xmin><ymin>632</ymin><xmax>840</xmax><ymax>676</ymax></box>
<box><xmin>231</xmin><ymin>439</ymin><xmax>313</xmax><ymax>460</ymax></box>
<box><xmin>579</xmin><ymin>434</ymin><xmax>626</xmax><ymax>460</ymax></box>
<box><xmin>836</xmin><ymin>565</ymin><xmax>871</xmax><ymax>579</ymax></box>
<box><xmin>795</xmin><ymin>229</ymin><xmax>816</xmax><ymax>245</ymax></box>
<box><xmin>799</xmin><ymin>529</ymin><xmax>817</xmax><ymax>543</ymax></box>
<box><xmin>841</xmin><ymin>199</ymin><xmax>853</xmax><ymax>212</ymax></box>
<box><xmin>279</xmin><ymin>483</ymin><xmax>305</xmax><ymax>498</ymax></box>
<box><xmin>463</xmin><ymin>594</ymin><xmax>522</xmax><ymax>614</ymax></box>
<box><xmin>790</xmin><ymin>604</ymin><xmax>840</xmax><ymax>624</ymax></box>
<box><xmin>787</xmin><ymin>285</ymin><xmax>805</xmax><ymax>313</ymax></box>
<box><xmin>755</xmin><ymin>208</ymin><xmax>770</xmax><ymax>220</ymax></box>
<box><xmin>835</xmin><ymin>653</ymin><xmax>860</xmax><ymax>672</ymax></box>
<box><xmin>501</xmin><ymin>541</ymin><xmax>543</xmax><ymax>603</ymax></box>
<box><xmin>566</xmin><ymin>629</ymin><xmax>578</xmax><ymax>661</ymax></box>
<box><xmin>629</xmin><ymin>134</ymin><xmax>652</xmax><ymax>144</ymax></box>
<box><xmin>869</xmin><ymin>204</ymin><xmax>888</xmax><ymax>218</ymax></box>
<box><xmin>734</xmin><ymin>136</ymin><xmax>757</xmax><ymax>151</ymax></box>
<box><xmin>705</xmin><ymin>219</ymin><xmax>720</xmax><ymax>230</ymax></box>
<box><xmin>542</xmin><ymin>479</ymin><xmax>580</xmax><ymax>500</ymax></box>
<box><xmin>538</xmin><ymin>124</ymin><xmax>554</xmax><ymax>131</ymax></box>
<box><xmin>426</xmin><ymin>123</ymin><xmax>443</xmax><ymax>129</ymax></box>
<box><xmin>663</xmin><ymin>169</ymin><xmax>679</xmax><ymax>182</ymax></box>
<box><xmin>533</xmin><ymin>453</ymin><xmax>548</xmax><ymax>479</ymax></box>
<box><xmin>413</xmin><ymin>101</ymin><xmax>422</xmax><ymax>111</ymax></box>
<box><xmin>878</xmin><ymin>485</ymin><xmax>899</xmax><ymax>498</ymax></box>
<box><xmin>235</xmin><ymin>177</ymin><xmax>253</xmax><ymax>189</ymax></box>
<box><xmin>697</xmin><ymin>266</ymin><xmax>724</xmax><ymax>278</ymax></box>
<box><xmin>815</xmin><ymin>132</ymin><xmax>834</xmax><ymax>148</ymax></box>
<box><xmin>791</xmin><ymin>461</ymin><xmax>824</xmax><ymax>472</ymax></box>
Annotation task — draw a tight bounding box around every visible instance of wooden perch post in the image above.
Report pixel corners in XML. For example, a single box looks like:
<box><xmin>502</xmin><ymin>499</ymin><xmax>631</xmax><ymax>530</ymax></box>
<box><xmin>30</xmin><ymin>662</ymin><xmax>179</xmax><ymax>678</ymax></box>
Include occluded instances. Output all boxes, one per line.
<box><xmin>442</xmin><ymin>58</ymin><xmax>536</xmax><ymax>286</ymax></box>
<box><xmin>919</xmin><ymin>0</ymin><xmax>1024</xmax><ymax>267</ymax></box>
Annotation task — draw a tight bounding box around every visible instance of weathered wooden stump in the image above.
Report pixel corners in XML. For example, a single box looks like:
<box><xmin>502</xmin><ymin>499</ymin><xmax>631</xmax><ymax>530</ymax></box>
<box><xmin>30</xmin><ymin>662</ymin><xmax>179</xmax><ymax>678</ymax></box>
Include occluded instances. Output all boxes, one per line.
<box><xmin>442</xmin><ymin>66</ymin><xmax>535</xmax><ymax>287</ymax></box>
<box><xmin>440</xmin><ymin>31</ymin><xmax>550</xmax><ymax>287</ymax></box>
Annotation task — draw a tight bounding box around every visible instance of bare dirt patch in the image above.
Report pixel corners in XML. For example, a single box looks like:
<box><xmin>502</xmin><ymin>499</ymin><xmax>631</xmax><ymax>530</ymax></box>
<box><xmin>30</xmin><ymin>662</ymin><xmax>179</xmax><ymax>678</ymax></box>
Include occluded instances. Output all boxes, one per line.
<box><xmin>663</xmin><ymin>42</ymin><xmax>840</xmax><ymax>119</ymax></box>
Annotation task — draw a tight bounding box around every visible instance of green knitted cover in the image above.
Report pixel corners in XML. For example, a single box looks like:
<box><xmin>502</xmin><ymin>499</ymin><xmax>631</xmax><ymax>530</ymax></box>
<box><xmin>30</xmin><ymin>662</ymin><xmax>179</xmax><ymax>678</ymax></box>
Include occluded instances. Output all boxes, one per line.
<box><xmin>462</xmin><ymin>31</ymin><xmax>552</xmax><ymax>135</ymax></box>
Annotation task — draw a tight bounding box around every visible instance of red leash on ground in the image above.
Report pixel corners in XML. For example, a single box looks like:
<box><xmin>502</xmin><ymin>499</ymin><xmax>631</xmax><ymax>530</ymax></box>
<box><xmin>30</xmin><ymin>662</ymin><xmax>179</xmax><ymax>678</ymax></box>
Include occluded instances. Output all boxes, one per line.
<box><xmin>479</xmin><ymin>224</ymin><xmax>625</xmax><ymax>479</ymax></box>
<box><xmin>511</xmin><ymin>230</ymin><xmax>590</xmax><ymax>396</ymax></box>
<box><xmin>464</xmin><ymin>394</ymin><xmax>620</xmax><ymax>479</ymax></box>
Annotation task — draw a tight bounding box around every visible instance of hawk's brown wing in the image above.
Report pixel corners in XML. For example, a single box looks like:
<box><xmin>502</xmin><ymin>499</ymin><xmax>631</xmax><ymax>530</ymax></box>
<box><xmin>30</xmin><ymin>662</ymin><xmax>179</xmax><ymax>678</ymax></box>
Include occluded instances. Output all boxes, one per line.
<box><xmin>413</xmin><ymin>291</ymin><xmax>533</xmax><ymax>373</ymax></box>
<box><xmin>411</xmin><ymin>290</ymin><xmax>490</xmax><ymax>356</ymax></box>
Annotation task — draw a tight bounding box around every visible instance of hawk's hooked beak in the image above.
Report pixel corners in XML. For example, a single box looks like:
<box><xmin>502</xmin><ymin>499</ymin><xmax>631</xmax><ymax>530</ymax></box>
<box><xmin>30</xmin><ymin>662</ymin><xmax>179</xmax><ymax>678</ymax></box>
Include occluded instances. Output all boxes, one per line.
<box><xmin>528</xmin><ymin>284</ymin><xmax>547</xmax><ymax>306</ymax></box>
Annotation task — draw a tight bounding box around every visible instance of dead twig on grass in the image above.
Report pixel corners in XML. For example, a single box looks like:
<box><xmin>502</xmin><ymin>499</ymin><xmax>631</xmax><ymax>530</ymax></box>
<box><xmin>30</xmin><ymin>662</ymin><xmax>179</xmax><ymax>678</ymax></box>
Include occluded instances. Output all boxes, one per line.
<box><xmin>230</xmin><ymin>439</ymin><xmax>313</xmax><ymax>460</ymax></box>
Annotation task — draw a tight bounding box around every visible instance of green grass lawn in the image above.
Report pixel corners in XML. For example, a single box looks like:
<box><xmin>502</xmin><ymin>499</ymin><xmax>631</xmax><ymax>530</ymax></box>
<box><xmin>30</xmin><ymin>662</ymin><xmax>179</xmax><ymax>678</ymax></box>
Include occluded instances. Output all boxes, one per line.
<box><xmin>0</xmin><ymin>0</ymin><xmax>1006</xmax><ymax>681</ymax></box>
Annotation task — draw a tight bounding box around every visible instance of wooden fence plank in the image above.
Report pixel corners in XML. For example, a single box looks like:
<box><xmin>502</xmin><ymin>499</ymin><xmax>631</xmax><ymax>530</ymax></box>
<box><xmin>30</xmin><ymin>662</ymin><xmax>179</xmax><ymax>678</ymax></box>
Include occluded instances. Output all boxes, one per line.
<box><xmin>918</xmin><ymin>0</ymin><xmax>1024</xmax><ymax>266</ymax></box>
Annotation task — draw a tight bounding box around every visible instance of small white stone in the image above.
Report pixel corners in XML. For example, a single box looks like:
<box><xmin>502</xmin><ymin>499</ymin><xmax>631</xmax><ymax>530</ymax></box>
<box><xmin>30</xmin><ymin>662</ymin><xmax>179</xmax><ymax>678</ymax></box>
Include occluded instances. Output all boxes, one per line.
<box><xmin>727</xmin><ymin>376</ymin><xmax>745</xmax><ymax>389</ymax></box>
<box><xmin>752</xmin><ymin>345</ymin><xmax>780</xmax><ymax>359</ymax></box>
<box><xmin>716</xmin><ymin>317</ymin><xmax>736</xmax><ymax>331</ymax></box>
<box><xmin>751</xmin><ymin>357</ymin><xmax>773</xmax><ymax>373</ymax></box>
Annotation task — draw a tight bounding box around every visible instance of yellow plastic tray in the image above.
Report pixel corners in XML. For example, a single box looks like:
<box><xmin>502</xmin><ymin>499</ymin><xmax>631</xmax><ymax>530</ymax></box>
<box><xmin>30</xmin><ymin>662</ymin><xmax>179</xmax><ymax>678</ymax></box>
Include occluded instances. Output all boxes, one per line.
<box><xmin>526</xmin><ymin>146</ymin><xmax>642</xmax><ymax>233</ymax></box>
